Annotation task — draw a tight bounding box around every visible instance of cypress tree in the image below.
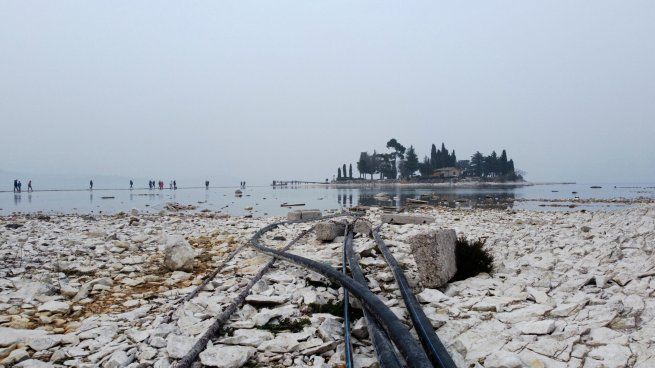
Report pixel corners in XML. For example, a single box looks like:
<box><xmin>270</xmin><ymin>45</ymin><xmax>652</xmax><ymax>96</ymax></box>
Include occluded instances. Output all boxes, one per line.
<box><xmin>471</xmin><ymin>152</ymin><xmax>484</xmax><ymax>177</ymax></box>
<box><xmin>337</xmin><ymin>168</ymin><xmax>342</xmax><ymax>180</ymax></box>
<box><xmin>499</xmin><ymin>150</ymin><xmax>509</xmax><ymax>175</ymax></box>
<box><xmin>349</xmin><ymin>164</ymin><xmax>353</xmax><ymax>178</ymax></box>
<box><xmin>342</xmin><ymin>164</ymin><xmax>347</xmax><ymax>179</ymax></box>
<box><xmin>430</xmin><ymin>144</ymin><xmax>438</xmax><ymax>170</ymax></box>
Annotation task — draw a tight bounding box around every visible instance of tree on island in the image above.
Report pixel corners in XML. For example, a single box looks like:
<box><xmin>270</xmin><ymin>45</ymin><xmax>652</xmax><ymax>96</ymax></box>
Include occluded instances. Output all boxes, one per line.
<box><xmin>337</xmin><ymin>167</ymin><xmax>342</xmax><ymax>180</ymax></box>
<box><xmin>342</xmin><ymin>164</ymin><xmax>347</xmax><ymax>180</ymax></box>
<box><xmin>471</xmin><ymin>151</ymin><xmax>485</xmax><ymax>177</ymax></box>
<box><xmin>418</xmin><ymin>156</ymin><xmax>432</xmax><ymax>177</ymax></box>
<box><xmin>399</xmin><ymin>145</ymin><xmax>419</xmax><ymax>178</ymax></box>
<box><xmin>348</xmin><ymin>164</ymin><xmax>353</xmax><ymax>179</ymax></box>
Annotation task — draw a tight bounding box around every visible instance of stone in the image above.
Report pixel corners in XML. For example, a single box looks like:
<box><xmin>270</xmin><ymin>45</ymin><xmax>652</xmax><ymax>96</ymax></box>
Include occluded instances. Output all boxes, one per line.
<box><xmin>37</xmin><ymin>300</ymin><xmax>70</xmax><ymax>314</ymax></box>
<box><xmin>199</xmin><ymin>344</ymin><xmax>255</xmax><ymax>368</ymax></box>
<box><xmin>484</xmin><ymin>351</ymin><xmax>523</xmax><ymax>368</ymax></box>
<box><xmin>73</xmin><ymin>277</ymin><xmax>114</xmax><ymax>302</ymax></box>
<box><xmin>27</xmin><ymin>335</ymin><xmax>63</xmax><ymax>351</ymax></box>
<box><xmin>381</xmin><ymin>213</ymin><xmax>435</xmax><ymax>225</ymax></box>
<box><xmin>417</xmin><ymin>288</ymin><xmax>449</xmax><ymax>304</ymax></box>
<box><xmin>257</xmin><ymin>333</ymin><xmax>300</xmax><ymax>353</ymax></box>
<box><xmin>0</xmin><ymin>327</ymin><xmax>49</xmax><ymax>347</ymax></box>
<box><xmin>515</xmin><ymin>320</ymin><xmax>556</xmax><ymax>335</ymax></box>
<box><xmin>2</xmin><ymin>348</ymin><xmax>29</xmax><ymax>365</ymax></box>
<box><xmin>586</xmin><ymin>344</ymin><xmax>631</xmax><ymax>367</ymax></box>
<box><xmin>163</xmin><ymin>236</ymin><xmax>195</xmax><ymax>272</ymax></box>
<box><xmin>407</xmin><ymin>229</ymin><xmax>457</xmax><ymax>288</ymax></box>
<box><xmin>315</xmin><ymin>220</ymin><xmax>347</xmax><ymax>242</ymax></box>
<box><xmin>103</xmin><ymin>349</ymin><xmax>132</xmax><ymax>368</ymax></box>
<box><xmin>15</xmin><ymin>359</ymin><xmax>53</xmax><ymax>368</ymax></box>
<box><xmin>166</xmin><ymin>334</ymin><xmax>195</xmax><ymax>359</ymax></box>
<box><xmin>353</xmin><ymin>219</ymin><xmax>372</xmax><ymax>236</ymax></box>
<box><xmin>220</xmin><ymin>329</ymin><xmax>274</xmax><ymax>347</ymax></box>
<box><xmin>287</xmin><ymin>209</ymin><xmax>322</xmax><ymax>221</ymax></box>
<box><xmin>587</xmin><ymin>327</ymin><xmax>629</xmax><ymax>346</ymax></box>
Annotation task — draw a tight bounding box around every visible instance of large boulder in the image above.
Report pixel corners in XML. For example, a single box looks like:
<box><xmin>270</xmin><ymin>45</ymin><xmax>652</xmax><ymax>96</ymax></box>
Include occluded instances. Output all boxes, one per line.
<box><xmin>163</xmin><ymin>236</ymin><xmax>195</xmax><ymax>272</ymax></box>
<box><xmin>407</xmin><ymin>229</ymin><xmax>457</xmax><ymax>288</ymax></box>
<box><xmin>315</xmin><ymin>220</ymin><xmax>347</xmax><ymax>242</ymax></box>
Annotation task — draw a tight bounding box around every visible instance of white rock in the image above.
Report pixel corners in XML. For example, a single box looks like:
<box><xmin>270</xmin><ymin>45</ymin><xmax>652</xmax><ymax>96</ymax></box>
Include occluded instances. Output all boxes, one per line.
<box><xmin>484</xmin><ymin>350</ymin><xmax>523</xmax><ymax>368</ymax></box>
<box><xmin>37</xmin><ymin>300</ymin><xmax>70</xmax><ymax>314</ymax></box>
<box><xmin>219</xmin><ymin>329</ymin><xmax>274</xmax><ymax>347</ymax></box>
<box><xmin>515</xmin><ymin>320</ymin><xmax>556</xmax><ymax>335</ymax></box>
<box><xmin>163</xmin><ymin>236</ymin><xmax>195</xmax><ymax>272</ymax></box>
<box><xmin>199</xmin><ymin>344</ymin><xmax>255</xmax><ymax>368</ymax></box>
<box><xmin>417</xmin><ymin>288</ymin><xmax>449</xmax><ymax>304</ymax></box>
<box><xmin>27</xmin><ymin>335</ymin><xmax>62</xmax><ymax>351</ymax></box>
<box><xmin>15</xmin><ymin>359</ymin><xmax>53</xmax><ymax>368</ymax></box>
<box><xmin>0</xmin><ymin>327</ymin><xmax>49</xmax><ymax>347</ymax></box>
<box><xmin>103</xmin><ymin>349</ymin><xmax>132</xmax><ymax>368</ymax></box>
<box><xmin>166</xmin><ymin>334</ymin><xmax>195</xmax><ymax>359</ymax></box>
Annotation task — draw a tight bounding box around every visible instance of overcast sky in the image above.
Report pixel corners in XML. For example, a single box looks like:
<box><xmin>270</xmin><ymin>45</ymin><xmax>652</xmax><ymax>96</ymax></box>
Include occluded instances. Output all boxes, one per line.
<box><xmin>1</xmin><ymin>1</ymin><xmax>654</xmax><ymax>185</ymax></box>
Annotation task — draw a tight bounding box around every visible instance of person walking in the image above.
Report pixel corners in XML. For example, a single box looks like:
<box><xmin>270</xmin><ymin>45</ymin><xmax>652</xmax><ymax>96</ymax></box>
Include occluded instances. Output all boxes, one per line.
<box><xmin>28</xmin><ymin>180</ymin><xmax>32</xmax><ymax>192</ymax></box>
<box><xmin>13</xmin><ymin>179</ymin><xmax>17</xmax><ymax>193</ymax></box>
<box><xmin>205</xmin><ymin>180</ymin><xmax>209</xmax><ymax>189</ymax></box>
<box><xmin>129</xmin><ymin>180</ymin><xmax>133</xmax><ymax>190</ymax></box>
<box><xmin>89</xmin><ymin>180</ymin><xmax>93</xmax><ymax>190</ymax></box>
<box><xmin>173</xmin><ymin>180</ymin><xmax>177</xmax><ymax>190</ymax></box>
<box><xmin>17</xmin><ymin>180</ymin><xmax>22</xmax><ymax>193</ymax></box>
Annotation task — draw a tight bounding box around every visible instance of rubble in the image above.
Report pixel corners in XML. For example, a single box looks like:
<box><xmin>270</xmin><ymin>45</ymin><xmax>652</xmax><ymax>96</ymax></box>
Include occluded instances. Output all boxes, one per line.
<box><xmin>0</xmin><ymin>205</ymin><xmax>653</xmax><ymax>367</ymax></box>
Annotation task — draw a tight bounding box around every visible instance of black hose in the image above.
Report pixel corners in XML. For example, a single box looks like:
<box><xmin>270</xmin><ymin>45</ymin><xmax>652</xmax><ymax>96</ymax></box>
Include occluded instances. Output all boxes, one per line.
<box><xmin>342</xmin><ymin>225</ymin><xmax>354</xmax><ymax>368</ymax></box>
<box><xmin>373</xmin><ymin>226</ymin><xmax>457</xmax><ymax>368</ymax></box>
<box><xmin>251</xmin><ymin>219</ymin><xmax>433</xmax><ymax>368</ymax></box>
<box><xmin>344</xmin><ymin>229</ymin><xmax>403</xmax><ymax>368</ymax></box>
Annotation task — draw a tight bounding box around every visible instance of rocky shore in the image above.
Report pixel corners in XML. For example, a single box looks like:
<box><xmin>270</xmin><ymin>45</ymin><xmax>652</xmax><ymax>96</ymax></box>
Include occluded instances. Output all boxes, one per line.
<box><xmin>1</xmin><ymin>205</ymin><xmax>654</xmax><ymax>367</ymax></box>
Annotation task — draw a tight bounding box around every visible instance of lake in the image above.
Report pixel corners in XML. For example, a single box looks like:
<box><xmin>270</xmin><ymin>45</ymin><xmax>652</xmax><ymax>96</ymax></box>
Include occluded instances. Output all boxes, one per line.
<box><xmin>1</xmin><ymin>183</ymin><xmax>654</xmax><ymax>217</ymax></box>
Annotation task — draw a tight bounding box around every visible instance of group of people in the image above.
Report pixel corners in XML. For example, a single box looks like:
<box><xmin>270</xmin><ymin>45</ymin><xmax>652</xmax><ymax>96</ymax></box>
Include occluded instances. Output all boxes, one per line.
<box><xmin>240</xmin><ymin>181</ymin><xmax>247</xmax><ymax>188</ymax></box>
<box><xmin>148</xmin><ymin>180</ymin><xmax>177</xmax><ymax>190</ymax></box>
<box><xmin>13</xmin><ymin>179</ymin><xmax>33</xmax><ymax>193</ymax></box>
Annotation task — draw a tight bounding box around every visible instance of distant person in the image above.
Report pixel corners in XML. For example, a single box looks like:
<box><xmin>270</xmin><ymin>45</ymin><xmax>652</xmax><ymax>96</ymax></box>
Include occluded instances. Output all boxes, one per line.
<box><xmin>205</xmin><ymin>180</ymin><xmax>209</xmax><ymax>189</ymax></box>
<box><xmin>28</xmin><ymin>180</ymin><xmax>33</xmax><ymax>192</ymax></box>
<box><xmin>169</xmin><ymin>181</ymin><xmax>172</xmax><ymax>190</ymax></box>
<box><xmin>17</xmin><ymin>180</ymin><xmax>22</xmax><ymax>193</ymax></box>
<box><xmin>243</xmin><ymin>181</ymin><xmax>246</xmax><ymax>188</ymax></box>
<box><xmin>173</xmin><ymin>180</ymin><xmax>177</xmax><ymax>190</ymax></box>
<box><xmin>13</xmin><ymin>179</ymin><xmax>18</xmax><ymax>193</ymax></box>
<box><xmin>129</xmin><ymin>180</ymin><xmax>133</xmax><ymax>189</ymax></box>
<box><xmin>89</xmin><ymin>180</ymin><xmax>93</xmax><ymax>190</ymax></box>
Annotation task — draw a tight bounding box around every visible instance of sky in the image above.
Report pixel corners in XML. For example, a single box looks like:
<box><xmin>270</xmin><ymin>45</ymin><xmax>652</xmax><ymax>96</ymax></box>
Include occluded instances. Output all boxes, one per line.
<box><xmin>1</xmin><ymin>1</ymin><xmax>654</xmax><ymax>186</ymax></box>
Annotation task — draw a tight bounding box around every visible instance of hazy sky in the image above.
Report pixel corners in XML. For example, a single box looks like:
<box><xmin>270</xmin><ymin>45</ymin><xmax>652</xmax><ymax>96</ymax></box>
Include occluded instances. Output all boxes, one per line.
<box><xmin>1</xmin><ymin>1</ymin><xmax>654</xmax><ymax>185</ymax></box>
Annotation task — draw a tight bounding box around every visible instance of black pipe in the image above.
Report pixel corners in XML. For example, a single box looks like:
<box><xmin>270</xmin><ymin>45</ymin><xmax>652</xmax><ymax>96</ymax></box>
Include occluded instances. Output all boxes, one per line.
<box><xmin>342</xmin><ymin>225</ymin><xmax>354</xmax><ymax>368</ymax></box>
<box><xmin>373</xmin><ymin>226</ymin><xmax>457</xmax><ymax>368</ymax></box>
<box><xmin>344</xmin><ymin>229</ymin><xmax>403</xmax><ymax>368</ymax></box>
<box><xmin>251</xmin><ymin>219</ymin><xmax>433</xmax><ymax>368</ymax></box>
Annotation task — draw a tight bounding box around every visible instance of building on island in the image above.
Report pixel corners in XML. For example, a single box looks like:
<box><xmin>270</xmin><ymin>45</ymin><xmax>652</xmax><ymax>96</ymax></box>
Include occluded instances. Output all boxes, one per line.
<box><xmin>431</xmin><ymin>167</ymin><xmax>461</xmax><ymax>178</ymax></box>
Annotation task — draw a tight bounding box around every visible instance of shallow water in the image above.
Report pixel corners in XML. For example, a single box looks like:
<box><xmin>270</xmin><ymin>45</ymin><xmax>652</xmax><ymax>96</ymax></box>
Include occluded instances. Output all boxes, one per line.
<box><xmin>1</xmin><ymin>183</ymin><xmax>653</xmax><ymax>217</ymax></box>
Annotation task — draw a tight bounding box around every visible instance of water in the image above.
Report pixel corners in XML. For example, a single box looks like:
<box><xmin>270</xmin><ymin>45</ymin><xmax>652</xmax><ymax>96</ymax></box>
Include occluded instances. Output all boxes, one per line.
<box><xmin>1</xmin><ymin>183</ymin><xmax>654</xmax><ymax>217</ymax></box>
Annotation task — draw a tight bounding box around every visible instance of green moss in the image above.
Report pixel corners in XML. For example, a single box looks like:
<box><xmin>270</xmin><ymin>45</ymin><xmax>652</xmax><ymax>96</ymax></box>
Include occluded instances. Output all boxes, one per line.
<box><xmin>451</xmin><ymin>236</ymin><xmax>494</xmax><ymax>281</ymax></box>
<box><xmin>260</xmin><ymin>318</ymin><xmax>311</xmax><ymax>333</ymax></box>
<box><xmin>308</xmin><ymin>300</ymin><xmax>363</xmax><ymax>320</ymax></box>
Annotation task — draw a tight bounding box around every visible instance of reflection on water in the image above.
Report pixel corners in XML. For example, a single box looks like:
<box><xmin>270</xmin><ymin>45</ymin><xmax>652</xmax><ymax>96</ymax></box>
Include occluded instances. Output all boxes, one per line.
<box><xmin>1</xmin><ymin>183</ymin><xmax>653</xmax><ymax>216</ymax></box>
<box><xmin>346</xmin><ymin>188</ymin><xmax>517</xmax><ymax>210</ymax></box>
